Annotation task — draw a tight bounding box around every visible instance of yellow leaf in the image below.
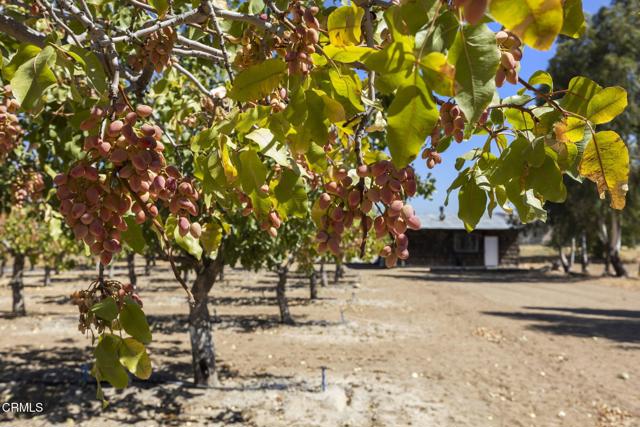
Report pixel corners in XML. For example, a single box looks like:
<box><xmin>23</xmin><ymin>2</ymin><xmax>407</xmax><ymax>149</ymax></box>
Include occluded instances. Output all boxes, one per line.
<box><xmin>420</xmin><ymin>52</ymin><xmax>456</xmax><ymax>97</ymax></box>
<box><xmin>553</xmin><ymin>116</ymin><xmax>584</xmax><ymax>143</ymax></box>
<box><xmin>579</xmin><ymin>131</ymin><xmax>629</xmax><ymax>210</ymax></box>
<box><xmin>327</xmin><ymin>5</ymin><xmax>364</xmax><ymax>47</ymax></box>
<box><xmin>219</xmin><ymin>135</ymin><xmax>238</xmax><ymax>182</ymax></box>
<box><xmin>586</xmin><ymin>86</ymin><xmax>628</xmax><ymax>125</ymax></box>
<box><xmin>490</xmin><ymin>0</ymin><xmax>564</xmax><ymax>51</ymax></box>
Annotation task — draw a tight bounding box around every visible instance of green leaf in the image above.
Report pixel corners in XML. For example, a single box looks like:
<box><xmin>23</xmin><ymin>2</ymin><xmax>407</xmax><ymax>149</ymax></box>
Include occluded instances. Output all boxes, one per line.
<box><xmin>323</xmin><ymin>45</ymin><xmax>374</xmax><ymax>63</ymax></box>
<box><xmin>174</xmin><ymin>225</ymin><xmax>203</xmax><ymax>260</ymax></box>
<box><xmin>579</xmin><ymin>131</ymin><xmax>629</xmax><ymax>210</ymax></box>
<box><xmin>586</xmin><ymin>86</ymin><xmax>628</xmax><ymax>125</ymax></box>
<box><xmin>118</xmin><ymin>338</ymin><xmax>152</xmax><ymax>380</ymax></box>
<box><xmin>489</xmin><ymin>136</ymin><xmax>527</xmax><ymax>185</ymax></box>
<box><xmin>67</xmin><ymin>45</ymin><xmax>108</xmax><ymax>95</ymax></box>
<box><xmin>560</xmin><ymin>0</ymin><xmax>585</xmax><ymax>38</ymax></box>
<box><xmin>448</xmin><ymin>24</ymin><xmax>500</xmax><ymax>123</ymax></box>
<box><xmin>328</xmin><ymin>69</ymin><xmax>363</xmax><ymax>114</ymax></box>
<box><xmin>95</xmin><ymin>334</ymin><xmax>129</xmax><ymax>389</ymax></box>
<box><xmin>489</xmin><ymin>0</ymin><xmax>564</xmax><ymax>50</ymax></box>
<box><xmin>327</xmin><ymin>5</ymin><xmax>364</xmax><ymax>47</ymax></box>
<box><xmin>238</xmin><ymin>148</ymin><xmax>267</xmax><ymax>193</ymax></box>
<box><xmin>246</xmin><ymin>127</ymin><xmax>274</xmax><ymax>146</ymax></box>
<box><xmin>90</xmin><ymin>297</ymin><xmax>119</xmax><ymax>322</ymax></box>
<box><xmin>121</xmin><ymin>216</ymin><xmax>146</xmax><ymax>254</ymax></box>
<box><xmin>148</xmin><ymin>0</ymin><xmax>169</xmax><ymax>16</ymax></box>
<box><xmin>526</xmin><ymin>155</ymin><xmax>567</xmax><ymax>203</ymax></box>
<box><xmin>120</xmin><ymin>298</ymin><xmax>152</xmax><ymax>345</ymax></box>
<box><xmin>387</xmin><ymin>85</ymin><xmax>438</xmax><ymax>168</ymax></box>
<box><xmin>9</xmin><ymin>45</ymin><xmax>57</xmax><ymax>110</ymax></box>
<box><xmin>229</xmin><ymin>59</ymin><xmax>286</xmax><ymax>102</ymax></box>
<box><xmin>274</xmin><ymin>169</ymin><xmax>308</xmax><ymax>219</ymax></box>
<box><xmin>528</xmin><ymin>70</ymin><xmax>553</xmax><ymax>91</ymax></box>
<box><xmin>560</xmin><ymin>76</ymin><xmax>602</xmax><ymax>117</ymax></box>
<box><xmin>458</xmin><ymin>179</ymin><xmax>487</xmax><ymax>231</ymax></box>
<box><xmin>505</xmin><ymin>108</ymin><xmax>535</xmax><ymax>130</ymax></box>
<box><xmin>2</xmin><ymin>44</ymin><xmax>40</xmax><ymax>81</ymax></box>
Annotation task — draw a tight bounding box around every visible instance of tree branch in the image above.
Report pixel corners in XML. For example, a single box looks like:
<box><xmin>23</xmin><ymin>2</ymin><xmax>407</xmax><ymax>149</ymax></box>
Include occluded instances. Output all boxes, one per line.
<box><xmin>58</xmin><ymin>0</ymin><xmax>120</xmax><ymax>101</ymax></box>
<box><xmin>172</xmin><ymin>61</ymin><xmax>215</xmax><ymax>100</ymax></box>
<box><xmin>0</xmin><ymin>13</ymin><xmax>47</xmax><ymax>47</ymax></box>
<box><xmin>202</xmin><ymin>0</ymin><xmax>235</xmax><ymax>82</ymax></box>
<box><xmin>176</xmin><ymin>35</ymin><xmax>224</xmax><ymax>57</ymax></box>
<box><xmin>173</xmin><ymin>47</ymin><xmax>224</xmax><ymax>62</ymax></box>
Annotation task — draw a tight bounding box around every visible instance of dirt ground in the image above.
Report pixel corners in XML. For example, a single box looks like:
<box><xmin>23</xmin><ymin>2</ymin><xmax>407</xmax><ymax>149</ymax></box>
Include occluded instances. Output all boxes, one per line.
<box><xmin>0</xmin><ymin>262</ymin><xmax>638</xmax><ymax>427</ymax></box>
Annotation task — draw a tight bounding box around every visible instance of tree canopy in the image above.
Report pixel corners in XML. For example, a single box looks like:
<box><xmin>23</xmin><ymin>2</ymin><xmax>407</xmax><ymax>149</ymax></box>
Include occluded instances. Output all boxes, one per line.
<box><xmin>0</xmin><ymin>0</ymin><xmax>631</xmax><ymax>396</ymax></box>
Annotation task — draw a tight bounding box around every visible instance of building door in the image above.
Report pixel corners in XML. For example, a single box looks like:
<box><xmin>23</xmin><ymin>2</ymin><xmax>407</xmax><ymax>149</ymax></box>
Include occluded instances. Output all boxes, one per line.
<box><xmin>484</xmin><ymin>236</ymin><xmax>499</xmax><ymax>267</ymax></box>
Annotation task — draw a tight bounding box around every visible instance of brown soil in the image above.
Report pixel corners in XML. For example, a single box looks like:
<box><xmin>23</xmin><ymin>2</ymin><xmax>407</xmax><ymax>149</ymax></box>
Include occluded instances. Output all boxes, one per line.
<box><xmin>0</xmin><ymin>262</ymin><xmax>638</xmax><ymax>426</ymax></box>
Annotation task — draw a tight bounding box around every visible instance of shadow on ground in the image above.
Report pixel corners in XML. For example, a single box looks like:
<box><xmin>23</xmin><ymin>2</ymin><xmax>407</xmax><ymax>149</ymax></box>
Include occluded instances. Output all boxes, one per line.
<box><xmin>0</xmin><ymin>343</ymin><xmax>310</xmax><ymax>425</ymax></box>
<box><xmin>148</xmin><ymin>313</ymin><xmax>338</xmax><ymax>335</ymax></box>
<box><xmin>482</xmin><ymin>306</ymin><xmax>640</xmax><ymax>344</ymax></box>
<box><xmin>377</xmin><ymin>268</ymin><xmax>596</xmax><ymax>284</ymax></box>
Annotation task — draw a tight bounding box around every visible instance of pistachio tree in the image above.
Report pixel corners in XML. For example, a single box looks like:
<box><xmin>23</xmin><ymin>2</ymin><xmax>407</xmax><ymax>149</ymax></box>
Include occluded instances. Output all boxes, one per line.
<box><xmin>0</xmin><ymin>0</ymin><xmax>630</xmax><ymax>398</ymax></box>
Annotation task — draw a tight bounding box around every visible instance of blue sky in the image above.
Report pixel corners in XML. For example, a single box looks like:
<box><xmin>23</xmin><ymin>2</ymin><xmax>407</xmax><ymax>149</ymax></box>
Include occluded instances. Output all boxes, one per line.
<box><xmin>411</xmin><ymin>0</ymin><xmax>613</xmax><ymax>216</ymax></box>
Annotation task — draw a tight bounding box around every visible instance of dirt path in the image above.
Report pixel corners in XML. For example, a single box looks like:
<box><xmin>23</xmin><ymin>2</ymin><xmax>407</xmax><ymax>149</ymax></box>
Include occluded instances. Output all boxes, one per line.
<box><xmin>0</xmin><ymin>264</ymin><xmax>637</xmax><ymax>426</ymax></box>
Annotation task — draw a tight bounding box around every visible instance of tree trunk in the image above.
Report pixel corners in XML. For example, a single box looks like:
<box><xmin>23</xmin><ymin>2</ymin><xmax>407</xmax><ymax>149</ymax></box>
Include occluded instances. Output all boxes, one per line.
<box><xmin>0</xmin><ymin>257</ymin><xmax>5</xmax><ymax>278</ymax></box>
<box><xmin>276</xmin><ymin>267</ymin><xmax>294</xmax><ymax>324</ymax></box>
<box><xmin>320</xmin><ymin>261</ymin><xmax>328</xmax><ymax>287</ymax></box>
<box><xmin>10</xmin><ymin>254</ymin><xmax>26</xmax><ymax>316</ymax></box>
<box><xmin>127</xmin><ymin>252</ymin><xmax>137</xmax><ymax>290</ymax></box>
<box><xmin>580</xmin><ymin>232</ymin><xmax>589</xmax><ymax>274</ymax></box>
<box><xmin>333</xmin><ymin>261</ymin><xmax>344</xmax><ymax>284</ymax></box>
<box><xmin>599</xmin><ymin>218</ymin><xmax>612</xmax><ymax>276</ymax></box>
<box><xmin>144</xmin><ymin>255</ymin><xmax>151</xmax><ymax>276</ymax></box>
<box><xmin>43</xmin><ymin>265</ymin><xmax>51</xmax><ymax>287</ymax></box>
<box><xmin>569</xmin><ymin>237</ymin><xmax>576</xmax><ymax>269</ymax></box>
<box><xmin>219</xmin><ymin>264</ymin><xmax>224</xmax><ymax>281</ymax></box>
<box><xmin>309</xmin><ymin>270</ymin><xmax>318</xmax><ymax>300</ymax></box>
<box><xmin>609</xmin><ymin>212</ymin><xmax>628</xmax><ymax>277</ymax></box>
<box><xmin>188</xmin><ymin>256</ymin><xmax>223</xmax><ymax>387</ymax></box>
<box><xmin>559</xmin><ymin>247</ymin><xmax>570</xmax><ymax>274</ymax></box>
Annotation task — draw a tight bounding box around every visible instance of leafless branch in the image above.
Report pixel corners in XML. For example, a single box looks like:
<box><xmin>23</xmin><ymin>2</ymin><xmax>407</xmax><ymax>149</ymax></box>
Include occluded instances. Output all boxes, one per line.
<box><xmin>58</xmin><ymin>0</ymin><xmax>120</xmax><ymax>101</ymax></box>
<box><xmin>202</xmin><ymin>0</ymin><xmax>235</xmax><ymax>82</ymax></box>
<box><xmin>172</xmin><ymin>60</ymin><xmax>215</xmax><ymax>100</ymax></box>
<box><xmin>43</xmin><ymin>0</ymin><xmax>82</xmax><ymax>46</ymax></box>
<box><xmin>176</xmin><ymin>35</ymin><xmax>224</xmax><ymax>57</ymax></box>
<box><xmin>173</xmin><ymin>47</ymin><xmax>223</xmax><ymax>62</ymax></box>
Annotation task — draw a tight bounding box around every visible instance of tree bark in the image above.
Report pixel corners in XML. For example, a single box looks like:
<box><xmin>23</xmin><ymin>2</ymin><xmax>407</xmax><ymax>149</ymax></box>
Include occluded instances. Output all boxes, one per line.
<box><xmin>599</xmin><ymin>218</ymin><xmax>612</xmax><ymax>276</ymax></box>
<box><xmin>11</xmin><ymin>254</ymin><xmax>26</xmax><ymax>316</ymax></box>
<box><xmin>559</xmin><ymin>247</ymin><xmax>571</xmax><ymax>274</ymax></box>
<box><xmin>320</xmin><ymin>261</ymin><xmax>328</xmax><ymax>287</ymax></box>
<box><xmin>276</xmin><ymin>267</ymin><xmax>294</xmax><ymax>324</ymax></box>
<box><xmin>333</xmin><ymin>260</ymin><xmax>344</xmax><ymax>284</ymax></box>
<box><xmin>219</xmin><ymin>264</ymin><xmax>224</xmax><ymax>281</ymax></box>
<box><xmin>188</xmin><ymin>255</ymin><xmax>223</xmax><ymax>387</ymax></box>
<box><xmin>309</xmin><ymin>270</ymin><xmax>318</xmax><ymax>300</ymax></box>
<box><xmin>0</xmin><ymin>257</ymin><xmax>5</xmax><ymax>278</ymax></box>
<box><xmin>127</xmin><ymin>252</ymin><xmax>137</xmax><ymax>290</ymax></box>
<box><xmin>609</xmin><ymin>212</ymin><xmax>628</xmax><ymax>277</ymax></box>
<box><xmin>144</xmin><ymin>255</ymin><xmax>151</xmax><ymax>276</ymax></box>
<box><xmin>569</xmin><ymin>237</ymin><xmax>576</xmax><ymax>269</ymax></box>
<box><xmin>43</xmin><ymin>265</ymin><xmax>52</xmax><ymax>287</ymax></box>
<box><xmin>580</xmin><ymin>232</ymin><xmax>589</xmax><ymax>274</ymax></box>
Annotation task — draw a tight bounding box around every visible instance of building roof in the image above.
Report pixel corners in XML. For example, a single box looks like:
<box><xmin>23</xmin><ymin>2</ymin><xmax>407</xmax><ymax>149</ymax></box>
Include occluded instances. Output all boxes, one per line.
<box><xmin>416</xmin><ymin>210</ymin><xmax>517</xmax><ymax>231</ymax></box>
